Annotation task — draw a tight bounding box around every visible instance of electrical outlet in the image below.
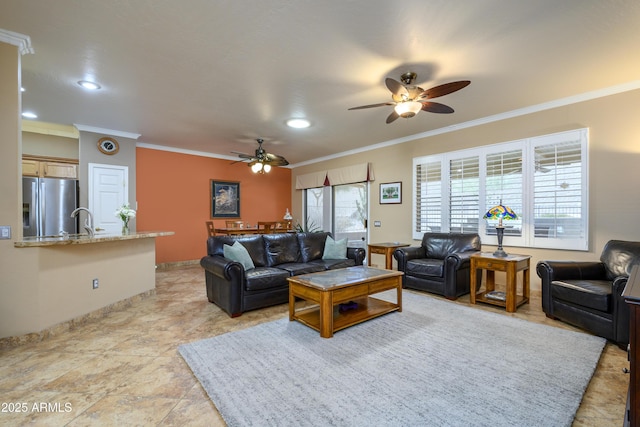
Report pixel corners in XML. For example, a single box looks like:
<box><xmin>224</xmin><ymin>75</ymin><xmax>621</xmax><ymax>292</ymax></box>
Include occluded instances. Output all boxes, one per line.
<box><xmin>92</xmin><ymin>278</ymin><xmax>99</xmax><ymax>289</ymax></box>
<box><xmin>374</xmin><ymin>221</ymin><xmax>381</xmax><ymax>227</ymax></box>
<box><xmin>0</xmin><ymin>225</ymin><xmax>11</xmax><ymax>239</ymax></box>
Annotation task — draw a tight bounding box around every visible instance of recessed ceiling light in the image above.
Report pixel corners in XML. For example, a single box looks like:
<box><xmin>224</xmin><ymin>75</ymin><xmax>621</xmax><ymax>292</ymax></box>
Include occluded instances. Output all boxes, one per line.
<box><xmin>286</xmin><ymin>118</ymin><xmax>311</xmax><ymax>129</ymax></box>
<box><xmin>22</xmin><ymin>111</ymin><xmax>38</xmax><ymax>119</ymax></box>
<box><xmin>77</xmin><ymin>80</ymin><xmax>101</xmax><ymax>90</ymax></box>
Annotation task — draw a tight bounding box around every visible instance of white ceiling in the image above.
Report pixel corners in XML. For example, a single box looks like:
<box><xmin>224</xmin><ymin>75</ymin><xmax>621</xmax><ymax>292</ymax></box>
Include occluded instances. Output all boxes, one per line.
<box><xmin>2</xmin><ymin>1</ymin><xmax>640</xmax><ymax>166</ymax></box>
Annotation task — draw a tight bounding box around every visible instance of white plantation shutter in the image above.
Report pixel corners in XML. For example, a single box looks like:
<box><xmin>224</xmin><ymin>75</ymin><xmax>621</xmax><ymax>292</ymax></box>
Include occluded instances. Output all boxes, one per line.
<box><xmin>532</xmin><ymin>135</ymin><xmax>587</xmax><ymax>249</ymax></box>
<box><xmin>415</xmin><ymin>160</ymin><xmax>442</xmax><ymax>233</ymax></box>
<box><xmin>448</xmin><ymin>157</ymin><xmax>479</xmax><ymax>233</ymax></box>
<box><xmin>485</xmin><ymin>149</ymin><xmax>523</xmax><ymax>237</ymax></box>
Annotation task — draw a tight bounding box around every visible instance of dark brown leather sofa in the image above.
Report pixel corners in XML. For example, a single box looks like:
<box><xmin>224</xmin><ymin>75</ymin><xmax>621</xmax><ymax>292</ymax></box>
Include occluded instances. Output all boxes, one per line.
<box><xmin>200</xmin><ymin>232</ymin><xmax>365</xmax><ymax>317</ymax></box>
<box><xmin>536</xmin><ymin>240</ymin><xmax>640</xmax><ymax>348</ymax></box>
<box><xmin>393</xmin><ymin>232</ymin><xmax>482</xmax><ymax>300</ymax></box>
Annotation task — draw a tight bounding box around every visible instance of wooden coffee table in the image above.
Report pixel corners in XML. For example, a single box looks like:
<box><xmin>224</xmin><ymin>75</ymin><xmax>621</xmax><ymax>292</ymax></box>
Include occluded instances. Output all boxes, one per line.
<box><xmin>288</xmin><ymin>266</ymin><xmax>403</xmax><ymax>338</ymax></box>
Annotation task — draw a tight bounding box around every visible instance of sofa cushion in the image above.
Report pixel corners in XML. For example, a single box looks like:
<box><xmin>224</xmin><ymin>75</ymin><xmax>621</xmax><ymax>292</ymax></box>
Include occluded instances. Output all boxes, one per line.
<box><xmin>298</xmin><ymin>232</ymin><xmax>331</xmax><ymax>262</ymax></box>
<box><xmin>223</xmin><ymin>241</ymin><xmax>255</xmax><ymax>270</ymax></box>
<box><xmin>310</xmin><ymin>258</ymin><xmax>356</xmax><ymax>270</ymax></box>
<box><xmin>263</xmin><ymin>233</ymin><xmax>301</xmax><ymax>266</ymax></box>
<box><xmin>550</xmin><ymin>279</ymin><xmax>611</xmax><ymax>312</ymax></box>
<box><xmin>245</xmin><ymin>267</ymin><xmax>290</xmax><ymax>291</ymax></box>
<box><xmin>278</xmin><ymin>262</ymin><xmax>327</xmax><ymax>276</ymax></box>
<box><xmin>208</xmin><ymin>235</ymin><xmax>267</xmax><ymax>267</ymax></box>
<box><xmin>406</xmin><ymin>259</ymin><xmax>445</xmax><ymax>278</ymax></box>
<box><xmin>322</xmin><ymin>236</ymin><xmax>347</xmax><ymax>260</ymax></box>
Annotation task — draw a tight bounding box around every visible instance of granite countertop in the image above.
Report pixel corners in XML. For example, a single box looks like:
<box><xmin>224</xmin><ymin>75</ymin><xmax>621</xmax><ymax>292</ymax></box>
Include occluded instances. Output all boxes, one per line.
<box><xmin>14</xmin><ymin>231</ymin><xmax>174</xmax><ymax>247</ymax></box>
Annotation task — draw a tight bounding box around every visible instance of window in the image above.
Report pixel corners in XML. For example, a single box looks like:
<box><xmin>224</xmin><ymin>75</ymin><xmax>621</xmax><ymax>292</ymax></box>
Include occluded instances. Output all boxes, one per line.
<box><xmin>413</xmin><ymin>128</ymin><xmax>588</xmax><ymax>250</ymax></box>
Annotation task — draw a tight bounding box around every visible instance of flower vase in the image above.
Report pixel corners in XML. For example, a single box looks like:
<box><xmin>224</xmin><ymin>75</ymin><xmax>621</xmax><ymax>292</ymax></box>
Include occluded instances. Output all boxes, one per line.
<box><xmin>122</xmin><ymin>222</ymin><xmax>130</xmax><ymax>235</ymax></box>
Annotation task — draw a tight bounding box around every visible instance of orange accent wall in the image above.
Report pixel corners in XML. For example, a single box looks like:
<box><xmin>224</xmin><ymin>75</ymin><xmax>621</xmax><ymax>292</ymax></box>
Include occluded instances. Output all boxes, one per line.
<box><xmin>136</xmin><ymin>147</ymin><xmax>292</xmax><ymax>264</ymax></box>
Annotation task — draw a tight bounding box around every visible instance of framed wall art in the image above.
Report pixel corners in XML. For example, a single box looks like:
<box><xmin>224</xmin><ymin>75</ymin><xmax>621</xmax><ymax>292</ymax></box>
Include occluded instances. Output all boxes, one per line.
<box><xmin>379</xmin><ymin>182</ymin><xmax>402</xmax><ymax>204</ymax></box>
<box><xmin>211</xmin><ymin>180</ymin><xmax>241</xmax><ymax>218</ymax></box>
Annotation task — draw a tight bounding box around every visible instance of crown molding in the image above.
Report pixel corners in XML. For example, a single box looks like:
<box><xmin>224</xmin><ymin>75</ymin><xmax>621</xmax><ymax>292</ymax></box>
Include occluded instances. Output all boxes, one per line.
<box><xmin>74</xmin><ymin>124</ymin><xmax>141</xmax><ymax>140</ymax></box>
<box><xmin>0</xmin><ymin>29</ymin><xmax>34</xmax><ymax>55</ymax></box>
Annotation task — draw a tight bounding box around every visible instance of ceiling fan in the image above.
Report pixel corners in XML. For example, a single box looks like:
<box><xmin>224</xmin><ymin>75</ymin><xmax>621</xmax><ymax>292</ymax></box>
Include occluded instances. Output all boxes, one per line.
<box><xmin>348</xmin><ymin>72</ymin><xmax>470</xmax><ymax>124</ymax></box>
<box><xmin>231</xmin><ymin>138</ymin><xmax>289</xmax><ymax>174</ymax></box>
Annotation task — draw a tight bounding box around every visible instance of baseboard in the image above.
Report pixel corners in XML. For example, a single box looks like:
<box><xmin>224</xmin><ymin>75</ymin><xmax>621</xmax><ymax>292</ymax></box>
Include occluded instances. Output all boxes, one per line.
<box><xmin>0</xmin><ymin>289</ymin><xmax>156</xmax><ymax>349</ymax></box>
<box><xmin>156</xmin><ymin>259</ymin><xmax>200</xmax><ymax>270</ymax></box>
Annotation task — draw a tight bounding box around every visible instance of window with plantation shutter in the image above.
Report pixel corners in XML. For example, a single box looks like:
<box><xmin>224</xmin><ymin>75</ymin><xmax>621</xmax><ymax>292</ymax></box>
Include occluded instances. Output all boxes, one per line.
<box><xmin>412</xmin><ymin>128</ymin><xmax>588</xmax><ymax>250</ymax></box>
<box><xmin>531</xmin><ymin>134</ymin><xmax>587</xmax><ymax>249</ymax></box>
<box><xmin>449</xmin><ymin>157</ymin><xmax>479</xmax><ymax>233</ymax></box>
<box><xmin>485</xmin><ymin>149</ymin><xmax>523</xmax><ymax>238</ymax></box>
<box><xmin>414</xmin><ymin>160</ymin><xmax>442</xmax><ymax>233</ymax></box>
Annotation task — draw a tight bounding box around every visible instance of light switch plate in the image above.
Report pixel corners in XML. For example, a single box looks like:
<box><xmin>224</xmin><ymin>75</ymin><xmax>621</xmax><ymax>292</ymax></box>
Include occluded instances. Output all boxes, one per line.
<box><xmin>0</xmin><ymin>225</ymin><xmax>11</xmax><ymax>239</ymax></box>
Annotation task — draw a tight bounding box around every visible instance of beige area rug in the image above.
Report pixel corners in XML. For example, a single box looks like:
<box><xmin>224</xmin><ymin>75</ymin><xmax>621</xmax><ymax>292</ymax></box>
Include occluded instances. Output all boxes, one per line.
<box><xmin>179</xmin><ymin>291</ymin><xmax>605</xmax><ymax>427</ymax></box>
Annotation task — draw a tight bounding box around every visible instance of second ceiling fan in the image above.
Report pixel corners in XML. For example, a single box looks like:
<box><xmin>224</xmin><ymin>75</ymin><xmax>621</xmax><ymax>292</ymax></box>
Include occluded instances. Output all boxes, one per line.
<box><xmin>348</xmin><ymin>72</ymin><xmax>470</xmax><ymax>124</ymax></box>
<box><xmin>232</xmin><ymin>138</ymin><xmax>289</xmax><ymax>174</ymax></box>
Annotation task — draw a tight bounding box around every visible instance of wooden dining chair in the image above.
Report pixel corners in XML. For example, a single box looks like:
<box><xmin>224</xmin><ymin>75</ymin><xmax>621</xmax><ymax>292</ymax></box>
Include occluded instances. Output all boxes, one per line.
<box><xmin>206</xmin><ymin>221</ymin><xmax>216</xmax><ymax>237</ymax></box>
<box><xmin>257</xmin><ymin>221</ymin><xmax>277</xmax><ymax>234</ymax></box>
<box><xmin>225</xmin><ymin>220</ymin><xmax>243</xmax><ymax>229</ymax></box>
<box><xmin>274</xmin><ymin>221</ymin><xmax>288</xmax><ymax>231</ymax></box>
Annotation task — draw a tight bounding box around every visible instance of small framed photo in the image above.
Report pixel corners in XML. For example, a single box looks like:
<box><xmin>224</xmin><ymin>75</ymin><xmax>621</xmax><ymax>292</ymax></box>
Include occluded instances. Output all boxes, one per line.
<box><xmin>380</xmin><ymin>182</ymin><xmax>402</xmax><ymax>204</ymax></box>
<box><xmin>211</xmin><ymin>180</ymin><xmax>240</xmax><ymax>218</ymax></box>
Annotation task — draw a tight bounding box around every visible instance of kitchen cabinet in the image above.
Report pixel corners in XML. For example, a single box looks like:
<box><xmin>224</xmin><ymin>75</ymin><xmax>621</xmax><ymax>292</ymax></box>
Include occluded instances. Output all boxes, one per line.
<box><xmin>22</xmin><ymin>157</ymin><xmax>78</xmax><ymax>179</ymax></box>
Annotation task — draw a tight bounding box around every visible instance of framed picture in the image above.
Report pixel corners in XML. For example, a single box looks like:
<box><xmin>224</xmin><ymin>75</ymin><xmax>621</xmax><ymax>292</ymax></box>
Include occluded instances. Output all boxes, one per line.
<box><xmin>380</xmin><ymin>182</ymin><xmax>402</xmax><ymax>204</ymax></box>
<box><xmin>211</xmin><ymin>180</ymin><xmax>241</xmax><ymax>218</ymax></box>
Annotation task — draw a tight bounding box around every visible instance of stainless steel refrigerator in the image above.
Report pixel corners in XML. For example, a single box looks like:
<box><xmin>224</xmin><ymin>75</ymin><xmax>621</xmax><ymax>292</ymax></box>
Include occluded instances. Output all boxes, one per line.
<box><xmin>23</xmin><ymin>177</ymin><xmax>79</xmax><ymax>237</ymax></box>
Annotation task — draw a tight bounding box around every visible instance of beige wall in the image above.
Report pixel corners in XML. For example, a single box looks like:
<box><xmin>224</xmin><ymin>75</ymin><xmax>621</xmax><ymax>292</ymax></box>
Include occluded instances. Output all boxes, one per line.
<box><xmin>291</xmin><ymin>89</ymin><xmax>640</xmax><ymax>288</ymax></box>
<box><xmin>0</xmin><ymin>40</ymin><xmax>155</xmax><ymax>340</ymax></box>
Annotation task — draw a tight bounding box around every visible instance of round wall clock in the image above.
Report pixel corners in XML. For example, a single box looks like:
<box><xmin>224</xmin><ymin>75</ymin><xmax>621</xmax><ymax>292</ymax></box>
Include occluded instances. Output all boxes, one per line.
<box><xmin>97</xmin><ymin>137</ymin><xmax>119</xmax><ymax>155</ymax></box>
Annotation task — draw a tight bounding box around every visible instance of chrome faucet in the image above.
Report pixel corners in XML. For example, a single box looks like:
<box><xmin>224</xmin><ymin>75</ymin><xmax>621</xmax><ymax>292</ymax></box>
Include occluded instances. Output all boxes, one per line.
<box><xmin>71</xmin><ymin>207</ymin><xmax>95</xmax><ymax>237</ymax></box>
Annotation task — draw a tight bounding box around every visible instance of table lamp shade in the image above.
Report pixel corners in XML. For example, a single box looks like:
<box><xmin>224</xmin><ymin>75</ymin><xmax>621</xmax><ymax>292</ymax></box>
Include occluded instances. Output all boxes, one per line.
<box><xmin>483</xmin><ymin>201</ymin><xmax>517</xmax><ymax>257</ymax></box>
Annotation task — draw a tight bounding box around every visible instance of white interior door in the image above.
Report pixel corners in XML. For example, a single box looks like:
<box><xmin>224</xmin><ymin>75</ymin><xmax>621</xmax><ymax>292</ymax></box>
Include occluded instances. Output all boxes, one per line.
<box><xmin>88</xmin><ymin>163</ymin><xmax>128</xmax><ymax>234</ymax></box>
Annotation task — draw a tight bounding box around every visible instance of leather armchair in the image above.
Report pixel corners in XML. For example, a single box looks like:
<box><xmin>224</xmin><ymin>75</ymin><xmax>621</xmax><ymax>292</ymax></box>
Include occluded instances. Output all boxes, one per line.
<box><xmin>536</xmin><ymin>240</ymin><xmax>640</xmax><ymax>348</ymax></box>
<box><xmin>394</xmin><ymin>233</ymin><xmax>482</xmax><ymax>300</ymax></box>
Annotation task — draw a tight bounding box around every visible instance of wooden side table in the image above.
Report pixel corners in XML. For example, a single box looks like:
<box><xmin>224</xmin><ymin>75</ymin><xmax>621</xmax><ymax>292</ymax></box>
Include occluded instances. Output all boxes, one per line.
<box><xmin>367</xmin><ymin>242</ymin><xmax>410</xmax><ymax>270</ymax></box>
<box><xmin>470</xmin><ymin>252</ymin><xmax>531</xmax><ymax>313</ymax></box>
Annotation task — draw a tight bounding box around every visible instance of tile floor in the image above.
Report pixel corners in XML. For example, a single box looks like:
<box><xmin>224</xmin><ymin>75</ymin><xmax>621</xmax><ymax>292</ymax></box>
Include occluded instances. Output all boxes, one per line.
<box><xmin>0</xmin><ymin>264</ymin><xmax>629</xmax><ymax>426</ymax></box>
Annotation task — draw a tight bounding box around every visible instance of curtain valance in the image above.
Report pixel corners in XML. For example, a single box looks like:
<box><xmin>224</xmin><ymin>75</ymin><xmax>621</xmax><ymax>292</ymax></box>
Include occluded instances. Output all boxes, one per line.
<box><xmin>295</xmin><ymin>163</ymin><xmax>374</xmax><ymax>189</ymax></box>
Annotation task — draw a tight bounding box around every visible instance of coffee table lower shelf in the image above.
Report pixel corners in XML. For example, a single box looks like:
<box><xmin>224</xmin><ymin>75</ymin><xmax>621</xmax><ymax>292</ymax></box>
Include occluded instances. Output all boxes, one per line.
<box><xmin>293</xmin><ymin>296</ymin><xmax>399</xmax><ymax>334</ymax></box>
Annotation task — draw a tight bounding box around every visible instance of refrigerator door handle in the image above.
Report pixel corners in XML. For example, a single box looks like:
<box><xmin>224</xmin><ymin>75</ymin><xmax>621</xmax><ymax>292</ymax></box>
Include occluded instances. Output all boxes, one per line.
<box><xmin>38</xmin><ymin>179</ymin><xmax>45</xmax><ymax>237</ymax></box>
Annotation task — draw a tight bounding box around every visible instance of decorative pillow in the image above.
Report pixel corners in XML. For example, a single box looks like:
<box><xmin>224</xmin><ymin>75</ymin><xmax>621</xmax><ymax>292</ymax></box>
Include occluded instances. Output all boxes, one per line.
<box><xmin>322</xmin><ymin>236</ymin><xmax>348</xmax><ymax>260</ymax></box>
<box><xmin>223</xmin><ymin>241</ymin><xmax>255</xmax><ymax>270</ymax></box>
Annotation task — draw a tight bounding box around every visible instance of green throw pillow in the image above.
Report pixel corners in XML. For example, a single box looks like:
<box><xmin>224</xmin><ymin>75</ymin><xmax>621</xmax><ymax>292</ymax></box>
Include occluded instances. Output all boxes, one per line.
<box><xmin>223</xmin><ymin>241</ymin><xmax>255</xmax><ymax>270</ymax></box>
<box><xmin>322</xmin><ymin>236</ymin><xmax>348</xmax><ymax>260</ymax></box>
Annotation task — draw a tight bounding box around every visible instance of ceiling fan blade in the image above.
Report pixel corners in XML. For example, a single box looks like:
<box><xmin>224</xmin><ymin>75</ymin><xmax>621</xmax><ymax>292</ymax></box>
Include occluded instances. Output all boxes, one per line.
<box><xmin>385</xmin><ymin>78</ymin><xmax>409</xmax><ymax>97</ymax></box>
<box><xmin>421</xmin><ymin>101</ymin><xmax>455</xmax><ymax>114</ymax></box>
<box><xmin>418</xmin><ymin>80</ymin><xmax>471</xmax><ymax>100</ymax></box>
<box><xmin>386</xmin><ymin>110</ymin><xmax>400</xmax><ymax>124</ymax></box>
<box><xmin>348</xmin><ymin>102</ymin><xmax>395</xmax><ymax>110</ymax></box>
<box><xmin>230</xmin><ymin>158</ymin><xmax>250</xmax><ymax>165</ymax></box>
<box><xmin>265</xmin><ymin>153</ymin><xmax>289</xmax><ymax>166</ymax></box>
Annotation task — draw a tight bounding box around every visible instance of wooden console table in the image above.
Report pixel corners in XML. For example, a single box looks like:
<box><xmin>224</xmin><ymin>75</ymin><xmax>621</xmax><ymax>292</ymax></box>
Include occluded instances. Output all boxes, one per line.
<box><xmin>470</xmin><ymin>252</ymin><xmax>531</xmax><ymax>313</ymax></box>
<box><xmin>367</xmin><ymin>242</ymin><xmax>409</xmax><ymax>269</ymax></box>
<box><xmin>623</xmin><ymin>264</ymin><xmax>640</xmax><ymax>427</ymax></box>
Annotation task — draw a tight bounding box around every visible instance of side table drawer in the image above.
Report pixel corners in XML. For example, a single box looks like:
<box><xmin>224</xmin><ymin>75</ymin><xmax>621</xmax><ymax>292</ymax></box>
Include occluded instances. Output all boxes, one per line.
<box><xmin>474</xmin><ymin>258</ymin><xmax>507</xmax><ymax>271</ymax></box>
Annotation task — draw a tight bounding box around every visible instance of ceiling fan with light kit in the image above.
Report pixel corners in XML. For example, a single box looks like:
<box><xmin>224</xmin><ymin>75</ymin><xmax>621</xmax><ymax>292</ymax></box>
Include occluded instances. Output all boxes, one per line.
<box><xmin>348</xmin><ymin>72</ymin><xmax>470</xmax><ymax>124</ymax></box>
<box><xmin>232</xmin><ymin>138</ymin><xmax>289</xmax><ymax>174</ymax></box>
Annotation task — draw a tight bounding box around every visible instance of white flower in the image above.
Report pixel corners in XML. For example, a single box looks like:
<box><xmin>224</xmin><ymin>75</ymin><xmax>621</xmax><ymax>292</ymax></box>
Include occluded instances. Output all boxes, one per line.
<box><xmin>115</xmin><ymin>203</ymin><xmax>136</xmax><ymax>222</ymax></box>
